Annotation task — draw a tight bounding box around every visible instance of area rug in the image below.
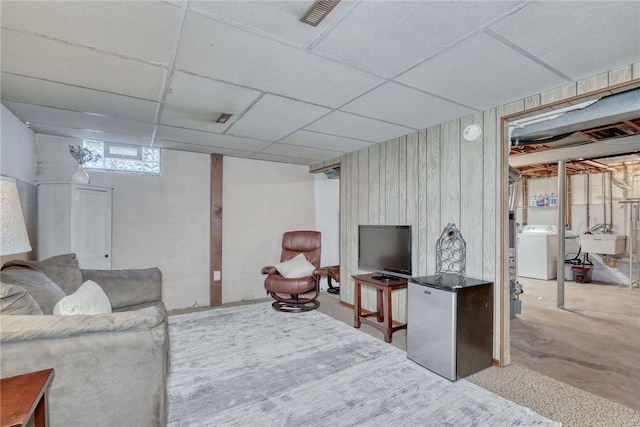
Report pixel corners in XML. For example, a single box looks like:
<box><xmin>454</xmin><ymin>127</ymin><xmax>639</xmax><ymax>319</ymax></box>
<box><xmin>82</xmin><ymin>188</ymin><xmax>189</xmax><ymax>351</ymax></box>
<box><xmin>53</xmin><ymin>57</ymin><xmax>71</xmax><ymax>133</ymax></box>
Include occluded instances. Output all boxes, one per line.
<box><xmin>167</xmin><ymin>302</ymin><xmax>560</xmax><ymax>426</ymax></box>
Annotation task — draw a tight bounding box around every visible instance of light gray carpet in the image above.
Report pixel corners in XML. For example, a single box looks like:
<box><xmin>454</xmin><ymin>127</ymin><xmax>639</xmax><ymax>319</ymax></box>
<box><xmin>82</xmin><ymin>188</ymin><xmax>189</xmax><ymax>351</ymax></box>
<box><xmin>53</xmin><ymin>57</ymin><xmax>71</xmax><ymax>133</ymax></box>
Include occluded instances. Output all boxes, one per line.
<box><xmin>167</xmin><ymin>302</ymin><xmax>560</xmax><ymax>426</ymax></box>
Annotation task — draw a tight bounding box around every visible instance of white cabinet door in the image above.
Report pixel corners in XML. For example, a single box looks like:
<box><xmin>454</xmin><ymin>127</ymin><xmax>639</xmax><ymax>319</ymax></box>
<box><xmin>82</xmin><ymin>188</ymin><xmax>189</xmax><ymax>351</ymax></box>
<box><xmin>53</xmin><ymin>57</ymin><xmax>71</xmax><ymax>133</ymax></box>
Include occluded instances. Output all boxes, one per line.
<box><xmin>73</xmin><ymin>187</ymin><xmax>112</xmax><ymax>269</ymax></box>
<box><xmin>38</xmin><ymin>183</ymin><xmax>112</xmax><ymax>269</ymax></box>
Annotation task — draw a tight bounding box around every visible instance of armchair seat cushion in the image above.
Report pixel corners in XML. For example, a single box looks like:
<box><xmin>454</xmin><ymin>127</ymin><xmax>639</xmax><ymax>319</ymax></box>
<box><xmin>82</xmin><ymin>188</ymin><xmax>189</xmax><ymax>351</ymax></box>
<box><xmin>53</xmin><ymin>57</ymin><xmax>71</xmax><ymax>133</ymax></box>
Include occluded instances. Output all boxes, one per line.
<box><xmin>265</xmin><ymin>274</ymin><xmax>316</xmax><ymax>295</ymax></box>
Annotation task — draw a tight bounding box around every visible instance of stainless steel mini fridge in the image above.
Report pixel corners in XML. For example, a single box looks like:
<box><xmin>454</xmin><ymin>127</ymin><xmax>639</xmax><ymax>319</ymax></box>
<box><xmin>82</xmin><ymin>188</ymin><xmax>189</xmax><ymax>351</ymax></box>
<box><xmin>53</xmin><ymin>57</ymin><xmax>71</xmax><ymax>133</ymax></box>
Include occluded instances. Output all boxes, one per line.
<box><xmin>407</xmin><ymin>275</ymin><xmax>493</xmax><ymax>381</ymax></box>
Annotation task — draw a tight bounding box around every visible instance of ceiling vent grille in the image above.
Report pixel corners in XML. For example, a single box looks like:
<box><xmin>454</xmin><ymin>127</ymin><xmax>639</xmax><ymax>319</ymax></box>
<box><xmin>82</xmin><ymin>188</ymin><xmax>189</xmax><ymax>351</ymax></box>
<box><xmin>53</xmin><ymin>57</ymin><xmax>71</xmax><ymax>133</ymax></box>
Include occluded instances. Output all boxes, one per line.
<box><xmin>300</xmin><ymin>0</ymin><xmax>340</xmax><ymax>26</ymax></box>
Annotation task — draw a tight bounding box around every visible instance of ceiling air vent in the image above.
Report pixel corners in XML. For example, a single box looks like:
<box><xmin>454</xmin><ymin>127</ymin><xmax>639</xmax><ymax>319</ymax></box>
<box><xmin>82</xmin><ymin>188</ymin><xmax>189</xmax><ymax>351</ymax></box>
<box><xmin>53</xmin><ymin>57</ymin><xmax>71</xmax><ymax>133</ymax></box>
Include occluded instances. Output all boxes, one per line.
<box><xmin>300</xmin><ymin>0</ymin><xmax>340</xmax><ymax>26</ymax></box>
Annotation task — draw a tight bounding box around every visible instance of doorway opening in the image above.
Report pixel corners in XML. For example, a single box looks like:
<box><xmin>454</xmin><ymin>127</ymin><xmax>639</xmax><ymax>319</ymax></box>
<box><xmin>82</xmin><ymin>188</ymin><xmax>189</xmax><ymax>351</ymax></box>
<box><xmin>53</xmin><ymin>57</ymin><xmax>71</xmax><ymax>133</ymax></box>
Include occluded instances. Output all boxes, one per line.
<box><xmin>503</xmin><ymin>83</ymin><xmax>640</xmax><ymax>411</ymax></box>
<box><xmin>313</xmin><ymin>165</ymin><xmax>341</xmax><ymax>294</ymax></box>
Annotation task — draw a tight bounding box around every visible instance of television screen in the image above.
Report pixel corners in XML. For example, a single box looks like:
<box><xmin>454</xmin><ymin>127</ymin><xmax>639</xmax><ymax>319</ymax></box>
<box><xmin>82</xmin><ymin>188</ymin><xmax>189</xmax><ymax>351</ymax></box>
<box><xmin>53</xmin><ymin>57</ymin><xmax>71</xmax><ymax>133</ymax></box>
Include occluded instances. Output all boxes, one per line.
<box><xmin>358</xmin><ymin>225</ymin><xmax>412</xmax><ymax>278</ymax></box>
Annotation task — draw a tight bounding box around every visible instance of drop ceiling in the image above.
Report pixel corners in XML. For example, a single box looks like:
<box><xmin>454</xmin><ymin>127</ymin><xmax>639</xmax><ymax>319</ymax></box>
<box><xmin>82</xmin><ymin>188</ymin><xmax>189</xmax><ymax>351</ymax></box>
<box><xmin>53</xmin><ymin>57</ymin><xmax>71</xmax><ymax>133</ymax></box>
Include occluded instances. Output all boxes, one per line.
<box><xmin>1</xmin><ymin>1</ymin><xmax>639</xmax><ymax>166</ymax></box>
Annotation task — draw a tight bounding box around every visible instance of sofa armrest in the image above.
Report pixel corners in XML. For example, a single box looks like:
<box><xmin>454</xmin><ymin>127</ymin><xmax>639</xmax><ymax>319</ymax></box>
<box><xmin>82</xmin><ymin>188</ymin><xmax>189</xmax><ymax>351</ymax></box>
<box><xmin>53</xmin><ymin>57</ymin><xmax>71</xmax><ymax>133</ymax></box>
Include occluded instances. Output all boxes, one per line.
<box><xmin>81</xmin><ymin>267</ymin><xmax>162</xmax><ymax>309</ymax></box>
<box><xmin>0</xmin><ymin>307</ymin><xmax>168</xmax><ymax>426</ymax></box>
<box><xmin>0</xmin><ymin>307</ymin><xmax>164</xmax><ymax>343</ymax></box>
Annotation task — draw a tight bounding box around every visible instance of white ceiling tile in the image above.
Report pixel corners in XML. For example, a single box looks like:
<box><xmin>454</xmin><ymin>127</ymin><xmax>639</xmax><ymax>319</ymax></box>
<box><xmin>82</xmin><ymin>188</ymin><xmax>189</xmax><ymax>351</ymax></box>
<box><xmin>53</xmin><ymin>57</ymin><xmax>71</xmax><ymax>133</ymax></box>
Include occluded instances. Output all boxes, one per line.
<box><xmin>3</xmin><ymin>101</ymin><xmax>155</xmax><ymax>137</ymax></box>
<box><xmin>250</xmin><ymin>152</ymin><xmax>313</xmax><ymax>165</ymax></box>
<box><xmin>397</xmin><ymin>33</ymin><xmax>568</xmax><ymax>111</ymax></box>
<box><xmin>311</xmin><ymin>1</ymin><xmax>522</xmax><ymax>77</ymax></box>
<box><xmin>489</xmin><ymin>2</ymin><xmax>640</xmax><ymax>80</ymax></box>
<box><xmin>1</xmin><ymin>1</ymin><xmax>182</xmax><ymax>64</ymax></box>
<box><xmin>28</xmin><ymin>124</ymin><xmax>152</xmax><ymax>147</ymax></box>
<box><xmin>174</xmin><ymin>12</ymin><xmax>383</xmax><ymax>108</ymax></box>
<box><xmin>156</xmin><ymin>125</ymin><xmax>271</xmax><ymax>152</ymax></box>
<box><xmin>1</xmin><ymin>73</ymin><xmax>158</xmax><ymax>123</ymax></box>
<box><xmin>154</xmin><ymin>140</ymin><xmax>255</xmax><ymax>157</ymax></box>
<box><xmin>260</xmin><ymin>143</ymin><xmax>344</xmax><ymax>161</ymax></box>
<box><xmin>1</xmin><ymin>29</ymin><xmax>165</xmax><ymax>101</ymax></box>
<box><xmin>161</xmin><ymin>71</ymin><xmax>261</xmax><ymax>133</ymax></box>
<box><xmin>305</xmin><ymin>111</ymin><xmax>414</xmax><ymax>142</ymax></box>
<box><xmin>188</xmin><ymin>1</ymin><xmax>358</xmax><ymax>48</ymax></box>
<box><xmin>341</xmin><ymin>82</ymin><xmax>477</xmax><ymax>129</ymax></box>
<box><xmin>3</xmin><ymin>1</ymin><xmax>639</xmax><ymax>167</ymax></box>
<box><xmin>280</xmin><ymin>130</ymin><xmax>374</xmax><ymax>153</ymax></box>
<box><xmin>228</xmin><ymin>94</ymin><xmax>331</xmax><ymax>141</ymax></box>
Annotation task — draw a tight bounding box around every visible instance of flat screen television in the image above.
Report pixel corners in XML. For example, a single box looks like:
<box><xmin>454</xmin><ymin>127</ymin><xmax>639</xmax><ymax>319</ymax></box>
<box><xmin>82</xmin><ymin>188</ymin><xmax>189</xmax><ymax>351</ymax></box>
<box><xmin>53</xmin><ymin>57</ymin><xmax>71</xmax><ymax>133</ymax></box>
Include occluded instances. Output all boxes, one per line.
<box><xmin>358</xmin><ymin>225</ymin><xmax>412</xmax><ymax>279</ymax></box>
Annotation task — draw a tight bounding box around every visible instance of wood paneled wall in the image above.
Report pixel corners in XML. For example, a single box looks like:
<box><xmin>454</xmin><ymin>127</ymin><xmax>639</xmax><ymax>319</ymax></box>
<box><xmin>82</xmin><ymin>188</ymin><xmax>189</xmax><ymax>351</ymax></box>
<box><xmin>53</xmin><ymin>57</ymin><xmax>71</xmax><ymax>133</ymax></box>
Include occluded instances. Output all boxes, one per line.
<box><xmin>331</xmin><ymin>62</ymin><xmax>640</xmax><ymax>362</ymax></box>
<box><xmin>339</xmin><ymin>112</ymin><xmax>499</xmax><ymax>323</ymax></box>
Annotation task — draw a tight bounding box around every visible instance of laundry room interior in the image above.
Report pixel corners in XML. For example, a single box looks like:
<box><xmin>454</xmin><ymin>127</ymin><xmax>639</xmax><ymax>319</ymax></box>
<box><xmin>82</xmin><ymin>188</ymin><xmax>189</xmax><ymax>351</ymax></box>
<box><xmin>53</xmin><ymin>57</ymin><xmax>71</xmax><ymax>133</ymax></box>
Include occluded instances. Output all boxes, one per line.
<box><xmin>505</xmin><ymin>84</ymin><xmax>640</xmax><ymax>411</ymax></box>
<box><xmin>514</xmin><ymin>159</ymin><xmax>640</xmax><ymax>287</ymax></box>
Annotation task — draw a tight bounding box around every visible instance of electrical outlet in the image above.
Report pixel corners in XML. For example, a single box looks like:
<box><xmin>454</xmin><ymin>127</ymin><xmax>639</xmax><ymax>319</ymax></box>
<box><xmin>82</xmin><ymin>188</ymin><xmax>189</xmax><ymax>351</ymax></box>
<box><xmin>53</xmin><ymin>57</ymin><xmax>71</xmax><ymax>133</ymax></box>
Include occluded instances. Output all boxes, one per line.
<box><xmin>213</xmin><ymin>271</ymin><xmax>221</xmax><ymax>281</ymax></box>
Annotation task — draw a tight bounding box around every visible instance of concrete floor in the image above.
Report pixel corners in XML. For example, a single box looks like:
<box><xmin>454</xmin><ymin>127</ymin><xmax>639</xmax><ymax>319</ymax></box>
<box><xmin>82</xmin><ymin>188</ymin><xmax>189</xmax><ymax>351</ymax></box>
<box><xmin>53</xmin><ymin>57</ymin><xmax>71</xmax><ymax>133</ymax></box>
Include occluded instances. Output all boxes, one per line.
<box><xmin>511</xmin><ymin>277</ymin><xmax>640</xmax><ymax>411</ymax></box>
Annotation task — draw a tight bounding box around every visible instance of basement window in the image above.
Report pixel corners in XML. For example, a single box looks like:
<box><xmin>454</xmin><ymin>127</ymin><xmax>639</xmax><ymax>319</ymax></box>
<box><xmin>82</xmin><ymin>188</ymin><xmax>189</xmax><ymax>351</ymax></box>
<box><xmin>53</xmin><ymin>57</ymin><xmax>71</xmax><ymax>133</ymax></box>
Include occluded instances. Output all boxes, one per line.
<box><xmin>82</xmin><ymin>140</ymin><xmax>161</xmax><ymax>175</ymax></box>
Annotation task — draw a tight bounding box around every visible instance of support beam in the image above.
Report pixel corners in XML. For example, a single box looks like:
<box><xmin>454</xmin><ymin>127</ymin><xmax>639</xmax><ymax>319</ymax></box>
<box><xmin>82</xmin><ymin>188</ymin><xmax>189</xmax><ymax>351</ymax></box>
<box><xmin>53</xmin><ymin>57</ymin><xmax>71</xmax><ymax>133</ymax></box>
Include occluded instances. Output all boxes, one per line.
<box><xmin>210</xmin><ymin>154</ymin><xmax>223</xmax><ymax>306</ymax></box>
<box><xmin>557</xmin><ymin>160</ymin><xmax>566</xmax><ymax>309</ymax></box>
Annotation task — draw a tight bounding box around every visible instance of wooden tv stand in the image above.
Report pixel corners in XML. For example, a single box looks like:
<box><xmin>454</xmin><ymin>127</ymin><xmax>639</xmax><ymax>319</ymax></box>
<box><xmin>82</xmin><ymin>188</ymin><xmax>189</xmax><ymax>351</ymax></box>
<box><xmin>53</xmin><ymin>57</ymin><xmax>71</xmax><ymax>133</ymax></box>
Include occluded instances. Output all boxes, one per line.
<box><xmin>352</xmin><ymin>273</ymin><xmax>407</xmax><ymax>343</ymax></box>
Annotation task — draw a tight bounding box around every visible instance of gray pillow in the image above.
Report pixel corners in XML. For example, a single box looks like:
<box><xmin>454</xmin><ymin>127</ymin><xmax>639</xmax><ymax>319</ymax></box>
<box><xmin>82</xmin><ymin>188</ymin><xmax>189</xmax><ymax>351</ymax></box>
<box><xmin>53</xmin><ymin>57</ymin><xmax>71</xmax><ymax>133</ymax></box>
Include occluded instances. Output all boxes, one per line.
<box><xmin>0</xmin><ymin>281</ymin><xmax>44</xmax><ymax>315</ymax></box>
<box><xmin>0</xmin><ymin>269</ymin><xmax>66</xmax><ymax>315</ymax></box>
<box><xmin>2</xmin><ymin>253</ymin><xmax>83</xmax><ymax>295</ymax></box>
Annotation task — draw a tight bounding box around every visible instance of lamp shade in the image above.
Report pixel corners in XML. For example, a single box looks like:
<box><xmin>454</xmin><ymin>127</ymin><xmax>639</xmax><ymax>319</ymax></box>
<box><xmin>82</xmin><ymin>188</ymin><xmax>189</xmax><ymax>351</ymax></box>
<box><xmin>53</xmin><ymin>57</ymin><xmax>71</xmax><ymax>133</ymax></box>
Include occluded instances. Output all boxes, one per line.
<box><xmin>0</xmin><ymin>176</ymin><xmax>32</xmax><ymax>256</ymax></box>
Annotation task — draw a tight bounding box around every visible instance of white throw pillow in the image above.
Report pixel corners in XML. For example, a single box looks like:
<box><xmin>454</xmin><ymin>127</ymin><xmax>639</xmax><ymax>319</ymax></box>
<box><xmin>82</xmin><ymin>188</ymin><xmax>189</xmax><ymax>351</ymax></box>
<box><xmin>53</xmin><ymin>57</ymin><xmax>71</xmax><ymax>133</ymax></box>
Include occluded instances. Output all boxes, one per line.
<box><xmin>275</xmin><ymin>253</ymin><xmax>316</xmax><ymax>279</ymax></box>
<box><xmin>53</xmin><ymin>280</ymin><xmax>112</xmax><ymax>315</ymax></box>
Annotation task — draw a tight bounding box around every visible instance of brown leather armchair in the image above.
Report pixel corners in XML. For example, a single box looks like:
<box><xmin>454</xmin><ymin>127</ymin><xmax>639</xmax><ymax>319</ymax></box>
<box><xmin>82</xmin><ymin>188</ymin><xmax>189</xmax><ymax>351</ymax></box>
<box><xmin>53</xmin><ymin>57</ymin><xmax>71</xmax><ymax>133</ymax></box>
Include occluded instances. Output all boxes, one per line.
<box><xmin>261</xmin><ymin>230</ymin><xmax>323</xmax><ymax>312</ymax></box>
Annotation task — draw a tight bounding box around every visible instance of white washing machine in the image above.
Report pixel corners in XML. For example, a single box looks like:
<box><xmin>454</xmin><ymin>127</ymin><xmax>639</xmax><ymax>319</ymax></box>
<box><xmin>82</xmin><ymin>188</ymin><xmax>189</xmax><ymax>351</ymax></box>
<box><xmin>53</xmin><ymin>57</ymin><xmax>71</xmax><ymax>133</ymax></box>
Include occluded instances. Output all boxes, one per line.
<box><xmin>517</xmin><ymin>225</ymin><xmax>558</xmax><ymax>280</ymax></box>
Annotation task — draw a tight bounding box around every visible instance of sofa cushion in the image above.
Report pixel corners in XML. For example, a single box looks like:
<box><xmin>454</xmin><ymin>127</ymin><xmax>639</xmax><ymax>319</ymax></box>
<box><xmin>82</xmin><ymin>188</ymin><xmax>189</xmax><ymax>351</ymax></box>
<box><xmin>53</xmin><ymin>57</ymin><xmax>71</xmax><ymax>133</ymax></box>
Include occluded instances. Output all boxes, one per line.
<box><xmin>275</xmin><ymin>253</ymin><xmax>316</xmax><ymax>278</ymax></box>
<box><xmin>0</xmin><ymin>282</ymin><xmax>44</xmax><ymax>315</ymax></box>
<box><xmin>2</xmin><ymin>253</ymin><xmax>83</xmax><ymax>295</ymax></box>
<box><xmin>81</xmin><ymin>267</ymin><xmax>162</xmax><ymax>309</ymax></box>
<box><xmin>53</xmin><ymin>280</ymin><xmax>112</xmax><ymax>316</ymax></box>
<box><xmin>0</xmin><ymin>269</ymin><xmax>66</xmax><ymax>315</ymax></box>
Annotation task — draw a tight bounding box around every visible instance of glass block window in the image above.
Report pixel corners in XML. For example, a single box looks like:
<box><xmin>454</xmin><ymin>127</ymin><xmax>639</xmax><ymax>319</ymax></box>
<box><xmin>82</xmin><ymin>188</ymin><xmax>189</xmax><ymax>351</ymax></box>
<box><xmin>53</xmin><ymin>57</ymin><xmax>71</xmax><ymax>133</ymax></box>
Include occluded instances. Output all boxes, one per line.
<box><xmin>83</xmin><ymin>140</ymin><xmax>161</xmax><ymax>175</ymax></box>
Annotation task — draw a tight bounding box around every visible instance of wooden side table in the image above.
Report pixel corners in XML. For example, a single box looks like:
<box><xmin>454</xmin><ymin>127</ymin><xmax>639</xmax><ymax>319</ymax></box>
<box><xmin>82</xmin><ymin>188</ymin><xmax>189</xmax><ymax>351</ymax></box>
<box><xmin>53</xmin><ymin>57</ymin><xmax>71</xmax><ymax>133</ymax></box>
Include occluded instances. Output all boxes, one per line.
<box><xmin>352</xmin><ymin>273</ymin><xmax>408</xmax><ymax>343</ymax></box>
<box><xmin>1</xmin><ymin>369</ymin><xmax>54</xmax><ymax>427</ymax></box>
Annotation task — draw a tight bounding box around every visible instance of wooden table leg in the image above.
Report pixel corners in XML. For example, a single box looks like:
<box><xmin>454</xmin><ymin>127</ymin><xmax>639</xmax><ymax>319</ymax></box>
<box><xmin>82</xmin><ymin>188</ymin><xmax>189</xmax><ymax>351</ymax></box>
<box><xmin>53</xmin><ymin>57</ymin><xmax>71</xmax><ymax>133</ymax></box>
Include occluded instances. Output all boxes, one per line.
<box><xmin>376</xmin><ymin>288</ymin><xmax>384</xmax><ymax>322</ymax></box>
<box><xmin>354</xmin><ymin>280</ymin><xmax>362</xmax><ymax>328</ymax></box>
<box><xmin>34</xmin><ymin>395</ymin><xmax>47</xmax><ymax>427</ymax></box>
<box><xmin>383</xmin><ymin>287</ymin><xmax>393</xmax><ymax>343</ymax></box>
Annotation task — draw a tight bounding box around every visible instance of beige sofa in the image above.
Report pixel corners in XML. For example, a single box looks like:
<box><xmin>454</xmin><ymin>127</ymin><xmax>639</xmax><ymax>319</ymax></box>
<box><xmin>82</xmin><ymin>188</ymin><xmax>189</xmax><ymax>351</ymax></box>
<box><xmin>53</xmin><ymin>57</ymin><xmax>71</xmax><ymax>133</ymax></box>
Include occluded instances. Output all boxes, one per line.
<box><xmin>0</xmin><ymin>254</ymin><xmax>168</xmax><ymax>427</ymax></box>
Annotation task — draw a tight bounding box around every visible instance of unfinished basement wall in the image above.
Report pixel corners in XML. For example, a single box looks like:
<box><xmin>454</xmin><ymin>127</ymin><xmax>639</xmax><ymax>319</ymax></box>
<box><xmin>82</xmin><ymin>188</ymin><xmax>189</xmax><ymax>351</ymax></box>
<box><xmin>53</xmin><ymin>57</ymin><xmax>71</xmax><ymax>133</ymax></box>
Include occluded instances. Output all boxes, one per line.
<box><xmin>517</xmin><ymin>174</ymin><xmax>632</xmax><ymax>235</ymax></box>
<box><xmin>332</xmin><ymin>62</ymin><xmax>640</xmax><ymax>363</ymax></box>
<box><xmin>34</xmin><ymin>134</ymin><xmax>210</xmax><ymax>310</ymax></box>
<box><xmin>222</xmin><ymin>157</ymin><xmax>316</xmax><ymax>304</ymax></box>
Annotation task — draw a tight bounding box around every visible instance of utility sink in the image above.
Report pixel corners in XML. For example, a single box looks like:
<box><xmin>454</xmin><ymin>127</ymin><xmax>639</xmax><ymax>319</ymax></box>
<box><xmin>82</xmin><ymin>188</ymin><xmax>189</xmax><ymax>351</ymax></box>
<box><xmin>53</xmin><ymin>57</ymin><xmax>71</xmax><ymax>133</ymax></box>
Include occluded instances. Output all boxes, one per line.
<box><xmin>580</xmin><ymin>234</ymin><xmax>626</xmax><ymax>255</ymax></box>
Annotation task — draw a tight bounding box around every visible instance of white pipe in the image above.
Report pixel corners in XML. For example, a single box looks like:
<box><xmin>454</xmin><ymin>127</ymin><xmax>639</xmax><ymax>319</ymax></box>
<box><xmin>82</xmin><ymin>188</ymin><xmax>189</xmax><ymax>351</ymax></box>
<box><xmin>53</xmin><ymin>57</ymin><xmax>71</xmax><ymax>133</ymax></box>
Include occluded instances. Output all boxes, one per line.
<box><xmin>586</xmin><ymin>175</ymin><xmax>590</xmax><ymax>230</ymax></box>
<box><xmin>603</xmin><ymin>173</ymin><xmax>607</xmax><ymax>228</ymax></box>
<box><xmin>609</xmin><ymin>172</ymin><xmax>614</xmax><ymax>229</ymax></box>
<box><xmin>558</xmin><ymin>160</ymin><xmax>566</xmax><ymax>309</ymax></box>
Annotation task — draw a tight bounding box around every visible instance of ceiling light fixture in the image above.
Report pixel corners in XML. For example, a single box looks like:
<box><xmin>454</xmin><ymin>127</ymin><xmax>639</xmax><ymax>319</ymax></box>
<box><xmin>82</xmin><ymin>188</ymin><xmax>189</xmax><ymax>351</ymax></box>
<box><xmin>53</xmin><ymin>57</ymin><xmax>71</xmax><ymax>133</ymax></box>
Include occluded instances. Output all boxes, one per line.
<box><xmin>300</xmin><ymin>0</ymin><xmax>340</xmax><ymax>26</ymax></box>
<box><xmin>215</xmin><ymin>113</ymin><xmax>233</xmax><ymax>124</ymax></box>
